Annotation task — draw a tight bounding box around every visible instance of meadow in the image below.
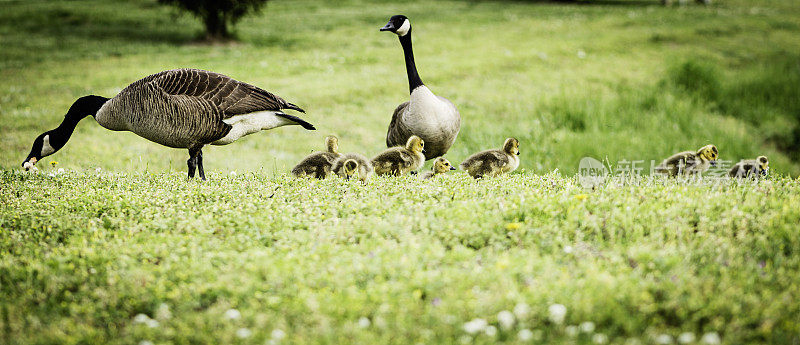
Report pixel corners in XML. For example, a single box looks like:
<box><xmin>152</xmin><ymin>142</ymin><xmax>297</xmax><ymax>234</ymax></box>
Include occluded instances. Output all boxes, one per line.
<box><xmin>1</xmin><ymin>0</ymin><xmax>800</xmax><ymax>344</ymax></box>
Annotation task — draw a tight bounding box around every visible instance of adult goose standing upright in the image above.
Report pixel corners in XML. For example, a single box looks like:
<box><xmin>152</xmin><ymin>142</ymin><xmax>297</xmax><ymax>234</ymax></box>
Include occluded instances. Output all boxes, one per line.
<box><xmin>380</xmin><ymin>15</ymin><xmax>461</xmax><ymax>160</ymax></box>
<box><xmin>21</xmin><ymin>69</ymin><xmax>314</xmax><ymax>179</ymax></box>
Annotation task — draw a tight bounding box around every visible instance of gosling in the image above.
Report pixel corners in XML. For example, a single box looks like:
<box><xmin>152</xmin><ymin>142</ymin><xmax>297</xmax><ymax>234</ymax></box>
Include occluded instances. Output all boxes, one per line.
<box><xmin>729</xmin><ymin>156</ymin><xmax>769</xmax><ymax>179</ymax></box>
<box><xmin>420</xmin><ymin>157</ymin><xmax>456</xmax><ymax>180</ymax></box>
<box><xmin>291</xmin><ymin>135</ymin><xmax>341</xmax><ymax>179</ymax></box>
<box><xmin>371</xmin><ymin>135</ymin><xmax>426</xmax><ymax>176</ymax></box>
<box><xmin>332</xmin><ymin>153</ymin><xmax>374</xmax><ymax>182</ymax></box>
<box><xmin>459</xmin><ymin>138</ymin><xmax>520</xmax><ymax>179</ymax></box>
<box><xmin>655</xmin><ymin>144</ymin><xmax>718</xmax><ymax>177</ymax></box>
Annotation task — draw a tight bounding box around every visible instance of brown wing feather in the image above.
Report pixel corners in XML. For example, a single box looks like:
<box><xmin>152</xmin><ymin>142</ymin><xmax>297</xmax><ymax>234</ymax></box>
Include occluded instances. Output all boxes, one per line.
<box><xmin>386</xmin><ymin>102</ymin><xmax>412</xmax><ymax>148</ymax></box>
<box><xmin>148</xmin><ymin>69</ymin><xmax>304</xmax><ymax>118</ymax></box>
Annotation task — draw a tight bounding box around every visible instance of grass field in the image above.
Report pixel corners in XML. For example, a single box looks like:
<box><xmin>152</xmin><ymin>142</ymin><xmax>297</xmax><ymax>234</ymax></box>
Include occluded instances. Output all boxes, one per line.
<box><xmin>2</xmin><ymin>0</ymin><xmax>800</xmax><ymax>344</ymax></box>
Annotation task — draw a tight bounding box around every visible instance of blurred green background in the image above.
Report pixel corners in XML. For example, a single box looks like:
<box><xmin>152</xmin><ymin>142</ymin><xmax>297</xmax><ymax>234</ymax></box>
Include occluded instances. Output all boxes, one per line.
<box><xmin>1</xmin><ymin>0</ymin><xmax>799</xmax><ymax>176</ymax></box>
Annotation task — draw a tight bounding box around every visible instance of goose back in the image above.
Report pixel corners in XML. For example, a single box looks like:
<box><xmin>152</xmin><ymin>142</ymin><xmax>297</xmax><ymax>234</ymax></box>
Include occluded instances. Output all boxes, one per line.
<box><xmin>96</xmin><ymin>69</ymin><xmax>303</xmax><ymax>149</ymax></box>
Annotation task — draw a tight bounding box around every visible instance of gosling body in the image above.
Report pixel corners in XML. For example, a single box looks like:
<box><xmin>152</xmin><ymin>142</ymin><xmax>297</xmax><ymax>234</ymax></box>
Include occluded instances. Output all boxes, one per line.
<box><xmin>655</xmin><ymin>144</ymin><xmax>718</xmax><ymax>177</ymax></box>
<box><xmin>371</xmin><ymin>135</ymin><xmax>426</xmax><ymax>176</ymax></box>
<box><xmin>729</xmin><ymin>156</ymin><xmax>769</xmax><ymax>178</ymax></box>
<box><xmin>460</xmin><ymin>138</ymin><xmax>520</xmax><ymax>179</ymax></box>
<box><xmin>292</xmin><ymin>136</ymin><xmax>341</xmax><ymax>179</ymax></box>
<box><xmin>332</xmin><ymin>153</ymin><xmax>374</xmax><ymax>182</ymax></box>
<box><xmin>420</xmin><ymin>157</ymin><xmax>456</xmax><ymax>180</ymax></box>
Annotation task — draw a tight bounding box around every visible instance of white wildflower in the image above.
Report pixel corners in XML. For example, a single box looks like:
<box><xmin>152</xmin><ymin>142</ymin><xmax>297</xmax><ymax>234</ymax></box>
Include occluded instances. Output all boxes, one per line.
<box><xmin>580</xmin><ymin>321</ymin><xmax>596</xmax><ymax>333</ymax></box>
<box><xmin>518</xmin><ymin>329</ymin><xmax>534</xmax><ymax>341</ymax></box>
<box><xmin>701</xmin><ymin>332</ymin><xmax>721</xmax><ymax>345</ymax></box>
<box><xmin>145</xmin><ymin>318</ymin><xmax>159</xmax><ymax>328</ymax></box>
<box><xmin>548</xmin><ymin>304</ymin><xmax>567</xmax><ymax>324</ymax></box>
<box><xmin>463</xmin><ymin>318</ymin><xmax>487</xmax><ymax>334</ymax></box>
<box><xmin>485</xmin><ymin>325</ymin><xmax>498</xmax><ymax>337</ymax></box>
<box><xmin>578</xmin><ymin>50</ymin><xmax>587</xmax><ymax>59</ymax></box>
<box><xmin>57</xmin><ymin>168</ymin><xmax>65</xmax><ymax>174</ymax></box>
<box><xmin>230</xmin><ymin>171</ymin><xmax>237</xmax><ymax>176</ymax></box>
<box><xmin>459</xmin><ymin>335</ymin><xmax>473</xmax><ymax>344</ymax></box>
<box><xmin>656</xmin><ymin>334</ymin><xmax>674</xmax><ymax>344</ymax></box>
<box><xmin>138</xmin><ymin>341</ymin><xmax>154</xmax><ymax>345</ymax></box>
<box><xmin>497</xmin><ymin>310</ymin><xmax>515</xmax><ymax>330</ymax></box>
<box><xmin>95</xmin><ymin>167</ymin><xmax>102</xmax><ymax>173</ymax></box>
<box><xmin>133</xmin><ymin>314</ymin><xmax>150</xmax><ymax>324</ymax></box>
<box><xmin>513</xmin><ymin>303</ymin><xmax>530</xmax><ymax>318</ymax></box>
<box><xmin>564</xmin><ymin>245</ymin><xmax>574</xmax><ymax>254</ymax></box>
<box><xmin>271</xmin><ymin>329</ymin><xmax>286</xmax><ymax>340</ymax></box>
<box><xmin>155</xmin><ymin>303</ymin><xmax>171</xmax><ymax>320</ymax></box>
<box><xmin>678</xmin><ymin>332</ymin><xmax>696</xmax><ymax>344</ymax></box>
<box><xmin>566</xmin><ymin>325</ymin><xmax>579</xmax><ymax>337</ymax></box>
<box><xmin>224</xmin><ymin>308</ymin><xmax>241</xmax><ymax>320</ymax></box>
<box><xmin>236</xmin><ymin>328</ymin><xmax>252</xmax><ymax>338</ymax></box>
<box><xmin>358</xmin><ymin>316</ymin><xmax>371</xmax><ymax>328</ymax></box>
<box><xmin>593</xmin><ymin>333</ymin><xmax>609</xmax><ymax>344</ymax></box>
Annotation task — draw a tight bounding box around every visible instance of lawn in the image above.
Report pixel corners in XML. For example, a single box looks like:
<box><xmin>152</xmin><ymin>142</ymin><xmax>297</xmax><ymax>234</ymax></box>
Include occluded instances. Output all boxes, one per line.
<box><xmin>1</xmin><ymin>0</ymin><xmax>800</xmax><ymax>344</ymax></box>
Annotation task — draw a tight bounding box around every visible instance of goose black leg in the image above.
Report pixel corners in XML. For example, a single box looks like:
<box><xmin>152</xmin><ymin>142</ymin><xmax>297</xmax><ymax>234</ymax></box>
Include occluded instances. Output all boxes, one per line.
<box><xmin>197</xmin><ymin>149</ymin><xmax>206</xmax><ymax>180</ymax></box>
<box><xmin>187</xmin><ymin>147</ymin><xmax>201</xmax><ymax>180</ymax></box>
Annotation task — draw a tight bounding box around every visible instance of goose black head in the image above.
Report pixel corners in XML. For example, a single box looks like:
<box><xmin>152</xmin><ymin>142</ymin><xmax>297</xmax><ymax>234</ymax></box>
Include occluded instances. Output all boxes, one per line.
<box><xmin>380</xmin><ymin>15</ymin><xmax>411</xmax><ymax>36</ymax></box>
<box><xmin>22</xmin><ymin>132</ymin><xmax>55</xmax><ymax>171</ymax></box>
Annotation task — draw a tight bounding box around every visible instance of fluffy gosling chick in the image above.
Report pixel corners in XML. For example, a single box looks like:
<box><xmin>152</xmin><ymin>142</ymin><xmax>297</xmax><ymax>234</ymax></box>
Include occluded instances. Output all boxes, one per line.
<box><xmin>655</xmin><ymin>144</ymin><xmax>718</xmax><ymax>177</ymax></box>
<box><xmin>459</xmin><ymin>138</ymin><xmax>520</xmax><ymax>179</ymax></box>
<box><xmin>729</xmin><ymin>155</ymin><xmax>769</xmax><ymax>178</ymax></box>
<box><xmin>371</xmin><ymin>135</ymin><xmax>426</xmax><ymax>176</ymax></box>
<box><xmin>332</xmin><ymin>153</ymin><xmax>374</xmax><ymax>182</ymax></box>
<box><xmin>291</xmin><ymin>135</ymin><xmax>341</xmax><ymax>179</ymax></box>
<box><xmin>420</xmin><ymin>157</ymin><xmax>456</xmax><ymax>180</ymax></box>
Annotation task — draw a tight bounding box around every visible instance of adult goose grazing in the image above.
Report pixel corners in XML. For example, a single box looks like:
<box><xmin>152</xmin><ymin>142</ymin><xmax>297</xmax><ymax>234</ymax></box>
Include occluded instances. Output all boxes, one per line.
<box><xmin>380</xmin><ymin>15</ymin><xmax>461</xmax><ymax>160</ymax></box>
<box><xmin>21</xmin><ymin>69</ymin><xmax>314</xmax><ymax>179</ymax></box>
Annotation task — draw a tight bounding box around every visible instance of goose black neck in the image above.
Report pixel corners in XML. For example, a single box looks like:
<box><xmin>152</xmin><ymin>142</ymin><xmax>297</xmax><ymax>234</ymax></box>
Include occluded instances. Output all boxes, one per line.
<box><xmin>399</xmin><ymin>33</ymin><xmax>424</xmax><ymax>93</ymax></box>
<box><xmin>52</xmin><ymin>95</ymin><xmax>109</xmax><ymax>146</ymax></box>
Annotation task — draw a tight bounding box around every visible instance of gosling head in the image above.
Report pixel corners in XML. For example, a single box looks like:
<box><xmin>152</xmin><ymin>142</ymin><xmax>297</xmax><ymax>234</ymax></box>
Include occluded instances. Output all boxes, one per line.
<box><xmin>325</xmin><ymin>135</ymin><xmax>339</xmax><ymax>154</ymax></box>
<box><xmin>380</xmin><ymin>15</ymin><xmax>411</xmax><ymax>37</ymax></box>
<box><xmin>503</xmin><ymin>138</ymin><xmax>520</xmax><ymax>156</ymax></box>
<box><xmin>22</xmin><ymin>132</ymin><xmax>58</xmax><ymax>171</ymax></box>
<box><xmin>757</xmin><ymin>155</ymin><xmax>769</xmax><ymax>175</ymax></box>
<box><xmin>406</xmin><ymin>135</ymin><xmax>425</xmax><ymax>154</ymax></box>
<box><xmin>433</xmin><ymin>157</ymin><xmax>456</xmax><ymax>174</ymax></box>
<box><xmin>342</xmin><ymin>159</ymin><xmax>359</xmax><ymax>181</ymax></box>
<box><xmin>696</xmin><ymin>144</ymin><xmax>718</xmax><ymax>166</ymax></box>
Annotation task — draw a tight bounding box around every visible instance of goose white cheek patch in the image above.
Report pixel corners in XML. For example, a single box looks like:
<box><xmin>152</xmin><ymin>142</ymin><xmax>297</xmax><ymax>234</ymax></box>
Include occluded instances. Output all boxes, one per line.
<box><xmin>41</xmin><ymin>135</ymin><xmax>55</xmax><ymax>157</ymax></box>
<box><xmin>396</xmin><ymin>19</ymin><xmax>411</xmax><ymax>36</ymax></box>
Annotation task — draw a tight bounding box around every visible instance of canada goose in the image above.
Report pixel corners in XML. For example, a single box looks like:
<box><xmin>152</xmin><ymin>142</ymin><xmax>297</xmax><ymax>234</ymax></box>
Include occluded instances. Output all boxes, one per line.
<box><xmin>21</xmin><ymin>69</ymin><xmax>313</xmax><ymax>179</ymax></box>
<box><xmin>459</xmin><ymin>138</ymin><xmax>520</xmax><ymax>179</ymax></box>
<box><xmin>380</xmin><ymin>15</ymin><xmax>461</xmax><ymax>160</ymax></box>
<box><xmin>729</xmin><ymin>156</ymin><xmax>769</xmax><ymax>178</ymax></box>
<box><xmin>291</xmin><ymin>135</ymin><xmax>341</xmax><ymax>179</ymax></box>
<box><xmin>331</xmin><ymin>153</ymin><xmax>373</xmax><ymax>182</ymax></box>
<box><xmin>654</xmin><ymin>144</ymin><xmax>718</xmax><ymax>177</ymax></box>
<box><xmin>371</xmin><ymin>135</ymin><xmax>425</xmax><ymax>176</ymax></box>
<box><xmin>420</xmin><ymin>157</ymin><xmax>456</xmax><ymax>180</ymax></box>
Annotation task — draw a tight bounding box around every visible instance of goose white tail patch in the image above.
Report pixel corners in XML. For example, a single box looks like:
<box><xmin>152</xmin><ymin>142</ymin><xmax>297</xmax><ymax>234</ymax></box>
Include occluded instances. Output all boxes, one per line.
<box><xmin>211</xmin><ymin>111</ymin><xmax>293</xmax><ymax>145</ymax></box>
<box><xmin>396</xmin><ymin>19</ymin><xmax>411</xmax><ymax>36</ymax></box>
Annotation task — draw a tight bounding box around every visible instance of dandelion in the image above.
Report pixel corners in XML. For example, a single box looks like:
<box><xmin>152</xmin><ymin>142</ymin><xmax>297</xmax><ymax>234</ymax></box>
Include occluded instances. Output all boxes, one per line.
<box><xmin>518</xmin><ymin>329</ymin><xmax>534</xmax><ymax>341</ymax></box>
<box><xmin>485</xmin><ymin>325</ymin><xmax>498</xmax><ymax>337</ymax></box>
<box><xmin>505</xmin><ymin>222</ymin><xmax>522</xmax><ymax>230</ymax></box>
<box><xmin>678</xmin><ymin>332</ymin><xmax>696</xmax><ymax>344</ymax></box>
<box><xmin>548</xmin><ymin>304</ymin><xmax>567</xmax><ymax>324</ymax></box>
<box><xmin>575</xmin><ymin>194</ymin><xmax>588</xmax><ymax>201</ymax></box>
<box><xmin>592</xmin><ymin>333</ymin><xmax>609</xmax><ymax>344</ymax></box>
<box><xmin>497</xmin><ymin>310</ymin><xmax>515</xmax><ymax>330</ymax></box>
<box><xmin>701</xmin><ymin>332</ymin><xmax>721</xmax><ymax>345</ymax></box>
<box><xmin>50</xmin><ymin>161</ymin><xmax>58</xmax><ymax>167</ymax></box>
<box><xmin>236</xmin><ymin>328</ymin><xmax>252</xmax><ymax>338</ymax></box>
<box><xmin>655</xmin><ymin>334</ymin><xmax>673</xmax><ymax>344</ymax></box>
<box><xmin>224</xmin><ymin>308</ymin><xmax>241</xmax><ymax>320</ymax></box>
<box><xmin>271</xmin><ymin>329</ymin><xmax>286</xmax><ymax>340</ymax></box>
<box><xmin>463</xmin><ymin>318</ymin><xmax>487</xmax><ymax>334</ymax></box>
<box><xmin>580</xmin><ymin>321</ymin><xmax>596</xmax><ymax>333</ymax></box>
<box><xmin>358</xmin><ymin>316</ymin><xmax>371</xmax><ymax>328</ymax></box>
<box><xmin>513</xmin><ymin>303</ymin><xmax>530</xmax><ymax>318</ymax></box>
<box><xmin>565</xmin><ymin>325</ymin><xmax>579</xmax><ymax>337</ymax></box>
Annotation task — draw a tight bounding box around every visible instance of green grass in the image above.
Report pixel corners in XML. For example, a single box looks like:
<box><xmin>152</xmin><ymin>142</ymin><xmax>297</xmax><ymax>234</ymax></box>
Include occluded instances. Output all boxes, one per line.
<box><xmin>2</xmin><ymin>0</ymin><xmax>800</xmax><ymax>344</ymax></box>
